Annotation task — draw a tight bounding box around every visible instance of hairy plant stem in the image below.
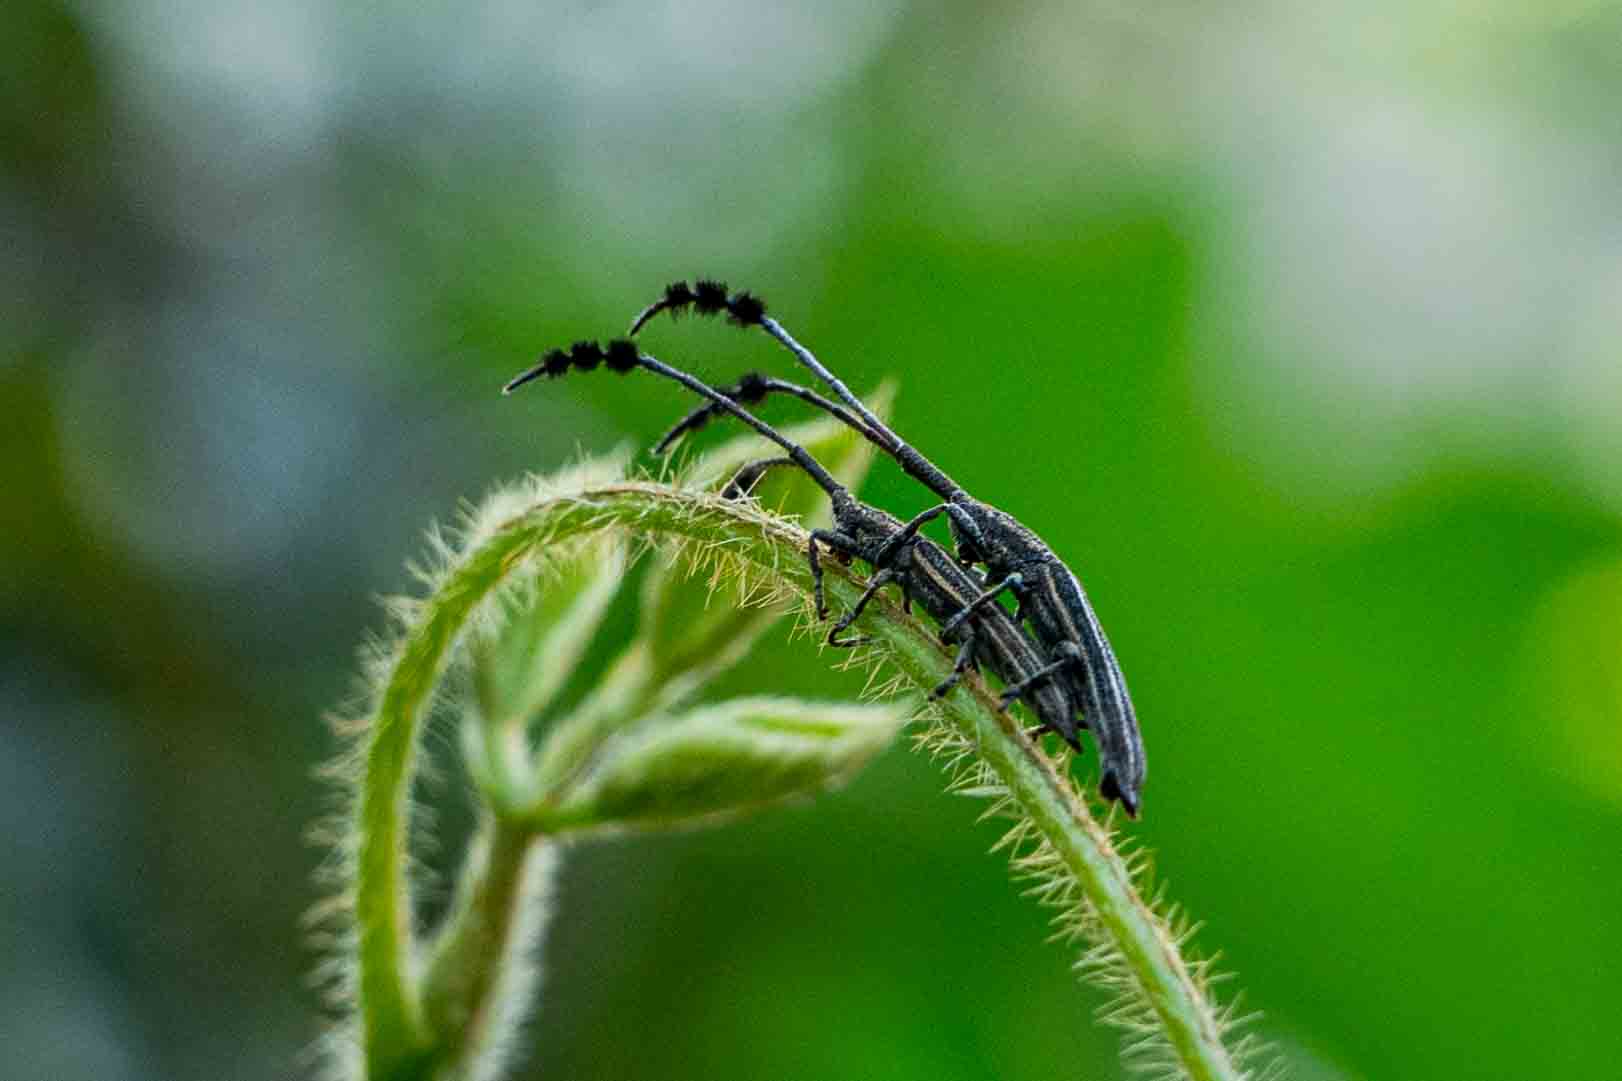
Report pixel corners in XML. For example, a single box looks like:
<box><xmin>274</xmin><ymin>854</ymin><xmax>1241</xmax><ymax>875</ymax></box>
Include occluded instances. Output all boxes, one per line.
<box><xmin>420</xmin><ymin>818</ymin><xmax>550</xmax><ymax>1077</ymax></box>
<box><xmin>967</xmin><ymin>701</ymin><xmax>1238</xmax><ymax>1081</ymax></box>
<box><xmin>351</xmin><ymin>481</ymin><xmax>1244</xmax><ymax>1080</ymax></box>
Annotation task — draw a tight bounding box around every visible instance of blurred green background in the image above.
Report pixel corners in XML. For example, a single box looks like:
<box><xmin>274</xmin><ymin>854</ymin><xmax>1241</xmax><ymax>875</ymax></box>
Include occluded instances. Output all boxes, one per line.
<box><xmin>6</xmin><ymin>1</ymin><xmax>1622</xmax><ymax>1078</ymax></box>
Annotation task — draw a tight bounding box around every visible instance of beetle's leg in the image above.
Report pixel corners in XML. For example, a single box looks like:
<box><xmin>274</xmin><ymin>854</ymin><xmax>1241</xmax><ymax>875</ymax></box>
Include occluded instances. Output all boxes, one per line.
<box><xmin>1049</xmin><ymin>638</ymin><xmax>1092</xmax><ymax>691</ymax></box>
<box><xmin>942</xmin><ymin>503</ymin><xmax>989</xmax><ymax>563</ymax></box>
<box><xmin>996</xmin><ymin>651</ymin><xmax>1070</xmax><ymax>708</ymax></box>
<box><xmin>807</xmin><ymin>528</ymin><xmax>856</xmax><ymax>620</ymax></box>
<box><xmin>724</xmin><ymin>455</ymin><xmax>848</xmax><ymax>621</ymax></box>
<box><xmin>1039</xmin><ymin>640</ymin><xmax>1093</xmax><ymax>733</ymax></box>
<box><xmin>929</xmin><ymin>631</ymin><xmax>980</xmax><ymax>700</ymax></box>
<box><xmin>723</xmin><ymin>456</ymin><xmax>855</xmax><ymax>622</ymax></box>
<box><xmin>1050</xmin><ymin>639</ymin><xmax>1088</xmax><ymax>677</ymax></box>
<box><xmin>938</xmin><ymin>572</ymin><xmax>1025</xmax><ymax>640</ymax></box>
<box><xmin>873</xmin><ymin>504</ymin><xmax>952</xmax><ymax>566</ymax></box>
<box><xmin>827</xmin><ymin>568</ymin><xmax>900</xmax><ymax>648</ymax></box>
<box><xmin>720</xmin><ymin>456</ymin><xmax>797</xmax><ymax>501</ymax></box>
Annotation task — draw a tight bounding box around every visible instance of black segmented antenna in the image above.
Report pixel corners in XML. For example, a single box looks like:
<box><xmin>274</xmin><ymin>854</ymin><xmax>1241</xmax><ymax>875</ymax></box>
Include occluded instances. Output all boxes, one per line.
<box><xmin>653</xmin><ymin>371</ymin><xmax>883</xmax><ymax>454</ymax></box>
<box><xmin>625</xmin><ymin>280</ymin><xmax>963</xmax><ymax>501</ymax></box>
<box><xmin>502</xmin><ymin>338</ymin><xmax>845</xmax><ymax>500</ymax></box>
<box><xmin>628</xmin><ymin>280</ymin><xmax>765</xmax><ymax>336</ymax></box>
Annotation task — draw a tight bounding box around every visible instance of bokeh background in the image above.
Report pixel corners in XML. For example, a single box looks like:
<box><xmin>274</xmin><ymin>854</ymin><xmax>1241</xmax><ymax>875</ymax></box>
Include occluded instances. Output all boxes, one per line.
<box><xmin>6</xmin><ymin>1</ymin><xmax>1622</xmax><ymax>1078</ymax></box>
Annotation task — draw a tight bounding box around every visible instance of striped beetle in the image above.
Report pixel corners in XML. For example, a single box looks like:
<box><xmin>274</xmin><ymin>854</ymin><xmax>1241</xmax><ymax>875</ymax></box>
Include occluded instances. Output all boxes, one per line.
<box><xmin>628</xmin><ymin>282</ymin><xmax>1146</xmax><ymax>815</ymax></box>
<box><xmin>502</xmin><ymin>339</ymin><xmax>1109</xmax><ymax>803</ymax></box>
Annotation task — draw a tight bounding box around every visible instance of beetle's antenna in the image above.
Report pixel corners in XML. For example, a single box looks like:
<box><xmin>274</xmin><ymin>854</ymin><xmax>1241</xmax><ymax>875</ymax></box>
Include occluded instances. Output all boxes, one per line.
<box><xmin>627</xmin><ymin>280</ymin><xmax>965</xmax><ymax>500</ymax></box>
<box><xmin>653</xmin><ymin>372</ymin><xmax>883</xmax><ymax>454</ymax></box>
<box><xmin>627</xmin><ymin>280</ymin><xmax>738</xmax><ymax>336</ymax></box>
<box><xmin>628</xmin><ymin>282</ymin><xmax>893</xmax><ymax>439</ymax></box>
<box><xmin>503</xmin><ymin>339</ymin><xmax>846</xmax><ymax>500</ymax></box>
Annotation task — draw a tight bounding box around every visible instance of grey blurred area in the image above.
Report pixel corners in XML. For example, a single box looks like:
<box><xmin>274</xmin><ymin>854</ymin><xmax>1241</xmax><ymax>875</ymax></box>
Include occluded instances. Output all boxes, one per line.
<box><xmin>6</xmin><ymin>1</ymin><xmax>1622</xmax><ymax>1079</ymax></box>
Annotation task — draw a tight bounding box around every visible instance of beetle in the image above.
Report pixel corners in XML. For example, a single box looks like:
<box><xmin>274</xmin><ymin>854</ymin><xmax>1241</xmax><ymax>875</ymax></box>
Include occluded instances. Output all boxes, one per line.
<box><xmin>627</xmin><ymin>282</ymin><xmax>1145</xmax><ymax>814</ymax></box>
<box><xmin>501</xmin><ymin>339</ymin><xmax>1112</xmax><ymax>804</ymax></box>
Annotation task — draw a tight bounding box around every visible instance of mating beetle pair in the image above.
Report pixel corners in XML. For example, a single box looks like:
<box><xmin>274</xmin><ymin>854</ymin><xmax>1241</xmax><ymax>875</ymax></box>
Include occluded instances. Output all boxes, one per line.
<box><xmin>504</xmin><ymin>284</ymin><xmax>1146</xmax><ymax>816</ymax></box>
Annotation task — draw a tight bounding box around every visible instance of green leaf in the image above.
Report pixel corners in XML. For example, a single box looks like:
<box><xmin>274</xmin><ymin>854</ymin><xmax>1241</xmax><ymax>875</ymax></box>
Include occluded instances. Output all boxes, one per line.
<box><xmin>469</xmin><ymin>535</ymin><xmax>628</xmax><ymax>727</ymax></box>
<box><xmin>464</xmin><ymin>535</ymin><xmax>627</xmax><ymax>809</ymax></box>
<box><xmin>540</xmin><ymin>696</ymin><xmax>909</xmax><ymax>832</ymax></box>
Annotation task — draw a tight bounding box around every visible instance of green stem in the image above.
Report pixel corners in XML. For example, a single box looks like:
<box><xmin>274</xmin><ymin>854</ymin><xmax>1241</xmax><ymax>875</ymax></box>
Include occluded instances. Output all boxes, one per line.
<box><xmin>420</xmin><ymin>817</ymin><xmax>551</xmax><ymax>1077</ymax></box>
<box><xmin>959</xmin><ymin>693</ymin><xmax>1239</xmax><ymax>1080</ymax></box>
<box><xmin>353</xmin><ymin>508</ymin><xmax>571</xmax><ymax>1080</ymax></box>
<box><xmin>350</xmin><ymin>481</ymin><xmax>1245</xmax><ymax>1080</ymax></box>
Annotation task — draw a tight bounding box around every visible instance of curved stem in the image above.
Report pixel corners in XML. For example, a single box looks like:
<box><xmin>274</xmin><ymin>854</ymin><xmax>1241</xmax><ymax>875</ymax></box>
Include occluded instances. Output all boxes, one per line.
<box><xmin>351</xmin><ymin>480</ymin><xmax>1246</xmax><ymax>1081</ymax></box>
<box><xmin>355</xmin><ymin>513</ymin><xmax>553</xmax><ymax>1079</ymax></box>
<box><xmin>960</xmin><ymin>705</ymin><xmax>1239</xmax><ymax>1080</ymax></box>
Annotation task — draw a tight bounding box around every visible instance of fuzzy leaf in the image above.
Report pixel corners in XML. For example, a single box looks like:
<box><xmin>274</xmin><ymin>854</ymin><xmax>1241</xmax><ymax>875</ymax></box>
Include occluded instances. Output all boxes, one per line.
<box><xmin>465</xmin><ymin>536</ymin><xmax>627</xmax><ymax>807</ymax></box>
<box><xmin>543</xmin><ymin>696</ymin><xmax>908</xmax><ymax>831</ymax></box>
<box><xmin>638</xmin><ymin>384</ymin><xmax>895</xmax><ymax>701</ymax></box>
<box><xmin>470</xmin><ymin>536</ymin><xmax>627</xmax><ymax>727</ymax></box>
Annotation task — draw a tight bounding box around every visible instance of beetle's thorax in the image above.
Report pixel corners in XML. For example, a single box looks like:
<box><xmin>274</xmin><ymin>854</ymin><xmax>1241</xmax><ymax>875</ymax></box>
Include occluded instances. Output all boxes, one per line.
<box><xmin>955</xmin><ymin>500</ymin><xmax>1048</xmax><ymax>571</ymax></box>
<box><xmin>839</xmin><ymin>501</ymin><xmax>904</xmax><ymax>554</ymax></box>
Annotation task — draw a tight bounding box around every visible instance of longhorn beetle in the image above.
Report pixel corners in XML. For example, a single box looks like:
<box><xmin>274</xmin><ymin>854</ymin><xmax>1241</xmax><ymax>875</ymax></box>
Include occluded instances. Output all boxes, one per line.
<box><xmin>499</xmin><ymin>339</ymin><xmax>1137</xmax><ymax>812</ymax></box>
<box><xmin>628</xmin><ymin>281</ymin><xmax>1146</xmax><ymax>813</ymax></box>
